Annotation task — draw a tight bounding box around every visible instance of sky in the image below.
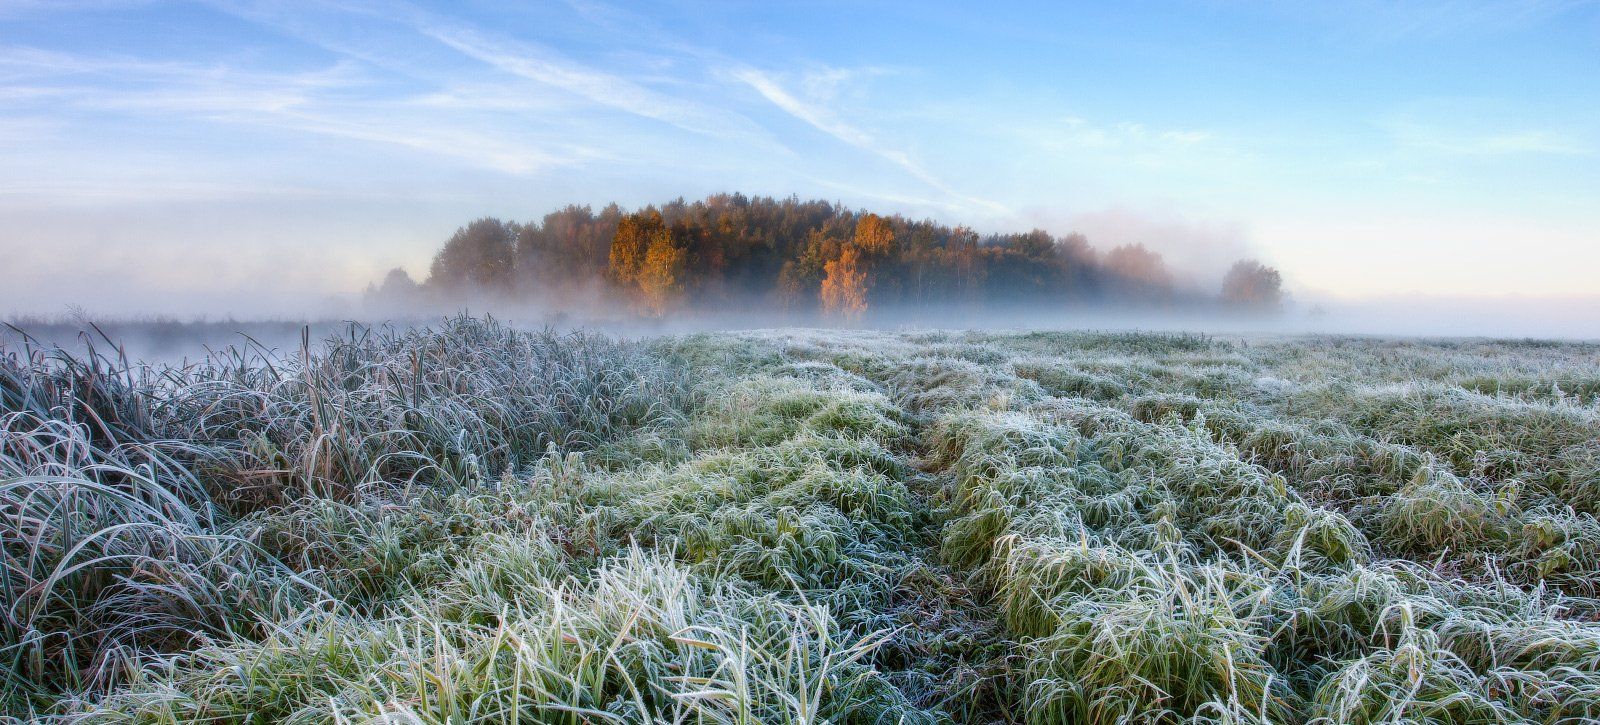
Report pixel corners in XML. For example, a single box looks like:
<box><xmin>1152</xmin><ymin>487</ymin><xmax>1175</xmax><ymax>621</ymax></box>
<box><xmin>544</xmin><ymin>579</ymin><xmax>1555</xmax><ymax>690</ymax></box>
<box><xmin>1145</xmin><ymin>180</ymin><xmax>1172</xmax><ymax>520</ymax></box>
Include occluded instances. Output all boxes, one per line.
<box><xmin>1</xmin><ymin>0</ymin><xmax>1597</xmax><ymax>320</ymax></box>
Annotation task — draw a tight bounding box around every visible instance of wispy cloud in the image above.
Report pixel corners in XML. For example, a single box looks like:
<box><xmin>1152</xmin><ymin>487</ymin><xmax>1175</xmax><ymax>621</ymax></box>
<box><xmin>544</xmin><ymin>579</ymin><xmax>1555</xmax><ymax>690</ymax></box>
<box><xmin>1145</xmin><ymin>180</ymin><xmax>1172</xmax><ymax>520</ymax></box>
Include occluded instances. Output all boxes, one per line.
<box><xmin>270</xmin><ymin>113</ymin><xmax>595</xmax><ymax>174</ymax></box>
<box><xmin>0</xmin><ymin>44</ymin><xmax>593</xmax><ymax>176</ymax></box>
<box><xmin>208</xmin><ymin>0</ymin><xmax>779</xmax><ymax>146</ymax></box>
<box><xmin>204</xmin><ymin>0</ymin><xmax>798</xmax><ymax>163</ymax></box>
<box><xmin>419</xmin><ymin>25</ymin><xmax>767</xmax><ymax>143</ymax></box>
<box><xmin>798</xmin><ymin>65</ymin><xmax>895</xmax><ymax>102</ymax></box>
<box><xmin>204</xmin><ymin>0</ymin><xmax>1001</xmax><ymax>213</ymax></box>
<box><xmin>0</xmin><ymin>45</ymin><xmax>362</xmax><ymax>113</ymax></box>
<box><xmin>732</xmin><ymin>66</ymin><xmax>1005</xmax><ymax>214</ymax></box>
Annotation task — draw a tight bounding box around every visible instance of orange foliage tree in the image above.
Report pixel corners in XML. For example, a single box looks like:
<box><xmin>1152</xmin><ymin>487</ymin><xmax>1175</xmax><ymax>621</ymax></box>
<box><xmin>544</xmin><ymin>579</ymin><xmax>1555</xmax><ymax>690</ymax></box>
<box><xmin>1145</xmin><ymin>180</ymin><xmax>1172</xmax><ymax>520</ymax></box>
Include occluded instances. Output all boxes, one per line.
<box><xmin>610</xmin><ymin>211</ymin><xmax>685</xmax><ymax>315</ymax></box>
<box><xmin>609</xmin><ymin>211</ymin><xmax>664</xmax><ymax>286</ymax></box>
<box><xmin>820</xmin><ymin>244</ymin><xmax>868</xmax><ymax>321</ymax></box>
<box><xmin>636</xmin><ymin>235</ymin><xmax>686</xmax><ymax>316</ymax></box>
<box><xmin>852</xmin><ymin>213</ymin><xmax>895</xmax><ymax>257</ymax></box>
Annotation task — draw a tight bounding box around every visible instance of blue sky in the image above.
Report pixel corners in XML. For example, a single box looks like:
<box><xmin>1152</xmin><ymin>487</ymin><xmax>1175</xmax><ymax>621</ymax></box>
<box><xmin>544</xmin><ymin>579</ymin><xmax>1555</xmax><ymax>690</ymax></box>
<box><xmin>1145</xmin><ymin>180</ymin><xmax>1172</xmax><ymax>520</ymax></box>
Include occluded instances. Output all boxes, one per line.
<box><xmin>1</xmin><ymin>0</ymin><xmax>1597</xmax><ymax>316</ymax></box>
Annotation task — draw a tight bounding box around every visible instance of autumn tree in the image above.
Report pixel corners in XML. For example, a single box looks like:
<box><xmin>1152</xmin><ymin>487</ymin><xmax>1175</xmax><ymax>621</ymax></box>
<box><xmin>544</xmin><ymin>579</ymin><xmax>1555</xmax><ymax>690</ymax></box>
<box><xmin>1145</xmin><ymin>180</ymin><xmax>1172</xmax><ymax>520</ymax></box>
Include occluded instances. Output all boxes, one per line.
<box><xmin>820</xmin><ymin>244</ymin><xmax>868</xmax><ymax>321</ymax></box>
<box><xmin>1220</xmin><ymin>259</ymin><xmax>1284</xmax><ymax>311</ymax></box>
<box><xmin>777</xmin><ymin>229</ymin><xmax>843</xmax><ymax>309</ymax></box>
<box><xmin>636</xmin><ymin>234</ymin><xmax>686</xmax><ymax>316</ymax></box>
<box><xmin>852</xmin><ymin>213</ymin><xmax>895</xmax><ymax>257</ymax></box>
<box><xmin>609</xmin><ymin>211</ymin><xmax>666</xmax><ymax>286</ymax></box>
<box><xmin>610</xmin><ymin>211</ymin><xmax>686</xmax><ymax>315</ymax></box>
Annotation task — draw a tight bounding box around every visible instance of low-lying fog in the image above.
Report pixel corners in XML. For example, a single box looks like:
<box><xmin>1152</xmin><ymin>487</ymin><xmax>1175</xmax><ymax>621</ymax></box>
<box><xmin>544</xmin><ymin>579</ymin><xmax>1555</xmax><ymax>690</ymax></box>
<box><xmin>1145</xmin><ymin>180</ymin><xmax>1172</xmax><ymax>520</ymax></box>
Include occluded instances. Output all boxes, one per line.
<box><xmin>7</xmin><ymin>293</ymin><xmax>1599</xmax><ymax>366</ymax></box>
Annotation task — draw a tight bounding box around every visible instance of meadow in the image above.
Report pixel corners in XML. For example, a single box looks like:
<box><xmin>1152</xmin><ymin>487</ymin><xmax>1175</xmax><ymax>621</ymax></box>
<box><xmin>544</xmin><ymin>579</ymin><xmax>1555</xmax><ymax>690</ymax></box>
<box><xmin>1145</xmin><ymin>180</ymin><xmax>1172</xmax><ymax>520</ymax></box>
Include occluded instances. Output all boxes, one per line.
<box><xmin>4</xmin><ymin>316</ymin><xmax>1600</xmax><ymax>723</ymax></box>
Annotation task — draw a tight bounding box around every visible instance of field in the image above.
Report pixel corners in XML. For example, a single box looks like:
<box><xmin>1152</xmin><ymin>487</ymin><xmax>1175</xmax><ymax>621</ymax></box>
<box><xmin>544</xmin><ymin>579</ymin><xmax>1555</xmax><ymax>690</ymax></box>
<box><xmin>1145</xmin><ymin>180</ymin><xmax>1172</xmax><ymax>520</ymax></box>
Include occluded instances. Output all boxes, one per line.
<box><xmin>4</xmin><ymin>316</ymin><xmax>1600</xmax><ymax>723</ymax></box>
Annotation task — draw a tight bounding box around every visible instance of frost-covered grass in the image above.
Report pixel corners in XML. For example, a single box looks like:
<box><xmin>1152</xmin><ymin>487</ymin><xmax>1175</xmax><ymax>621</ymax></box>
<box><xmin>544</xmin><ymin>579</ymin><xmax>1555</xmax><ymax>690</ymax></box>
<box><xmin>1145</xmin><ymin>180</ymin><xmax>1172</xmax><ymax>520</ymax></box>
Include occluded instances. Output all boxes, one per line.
<box><xmin>4</xmin><ymin>320</ymin><xmax>1600</xmax><ymax>722</ymax></box>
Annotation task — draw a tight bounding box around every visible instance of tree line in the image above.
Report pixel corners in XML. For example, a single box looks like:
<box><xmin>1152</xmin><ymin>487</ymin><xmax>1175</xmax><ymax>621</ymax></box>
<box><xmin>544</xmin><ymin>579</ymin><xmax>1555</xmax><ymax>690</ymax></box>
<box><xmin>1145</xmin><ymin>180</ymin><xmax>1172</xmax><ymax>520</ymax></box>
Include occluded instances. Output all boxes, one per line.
<box><xmin>370</xmin><ymin>193</ymin><xmax>1283</xmax><ymax>319</ymax></box>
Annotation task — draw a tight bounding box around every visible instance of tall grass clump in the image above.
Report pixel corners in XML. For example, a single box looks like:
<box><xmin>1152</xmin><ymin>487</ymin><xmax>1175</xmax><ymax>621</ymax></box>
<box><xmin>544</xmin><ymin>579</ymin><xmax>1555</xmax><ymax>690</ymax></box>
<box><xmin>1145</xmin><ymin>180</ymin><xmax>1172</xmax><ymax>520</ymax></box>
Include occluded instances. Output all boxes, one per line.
<box><xmin>1</xmin><ymin>317</ymin><xmax>692</xmax><ymax>713</ymax></box>
<box><xmin>168</xmin><ymin>316</ymin><xmax>691</xmax><ymax>507</ymax></box>
<box><xmin>79</xmin><ymin>548</ymin><xmax>936</xmax><ymax>723</ymax></box>
<box><xmin>0</xmin><ymin>341</ymin><xmax>315</xmax><ymax>707</ymax></box>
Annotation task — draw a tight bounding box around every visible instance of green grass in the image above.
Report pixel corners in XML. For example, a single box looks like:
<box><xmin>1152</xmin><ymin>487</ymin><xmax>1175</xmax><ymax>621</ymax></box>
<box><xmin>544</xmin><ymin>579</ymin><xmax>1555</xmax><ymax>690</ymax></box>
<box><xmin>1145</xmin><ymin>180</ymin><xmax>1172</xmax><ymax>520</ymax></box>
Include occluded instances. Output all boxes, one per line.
<box><xmin>5</xmin><ymin>319</ymin><xmax>1600</xmax><ymax>722</ymax></box>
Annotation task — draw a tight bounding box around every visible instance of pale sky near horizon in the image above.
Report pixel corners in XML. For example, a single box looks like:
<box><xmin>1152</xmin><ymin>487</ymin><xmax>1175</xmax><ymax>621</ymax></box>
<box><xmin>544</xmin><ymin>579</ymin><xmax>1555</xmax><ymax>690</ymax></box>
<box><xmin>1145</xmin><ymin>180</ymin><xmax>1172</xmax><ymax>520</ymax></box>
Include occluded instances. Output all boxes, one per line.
<box><xmin>1</xmin><ymin>0</ymin><xmax>1597</xmax><ymax>318</ymax></box>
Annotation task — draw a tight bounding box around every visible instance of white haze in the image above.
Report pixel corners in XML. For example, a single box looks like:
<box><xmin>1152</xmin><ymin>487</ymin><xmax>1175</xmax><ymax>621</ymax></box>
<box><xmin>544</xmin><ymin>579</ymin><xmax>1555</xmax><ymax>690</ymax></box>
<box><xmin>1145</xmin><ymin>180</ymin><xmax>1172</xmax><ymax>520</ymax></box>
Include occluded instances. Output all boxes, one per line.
<box><xmin>1014</xmin><ymin>206</ymin><xmax>1257</xmax><ymax>290</ymax></box>
<box><xmin>7</xmin><ymin>291</ymin><xmax>1600</xmax><ymax>369</ymax></box>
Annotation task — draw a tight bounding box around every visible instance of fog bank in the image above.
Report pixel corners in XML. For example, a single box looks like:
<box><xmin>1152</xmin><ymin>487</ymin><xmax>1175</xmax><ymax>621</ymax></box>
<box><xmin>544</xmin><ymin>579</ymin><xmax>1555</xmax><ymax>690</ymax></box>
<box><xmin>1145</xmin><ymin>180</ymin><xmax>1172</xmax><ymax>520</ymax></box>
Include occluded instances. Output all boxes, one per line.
<box><xmin>7</xmin><ymin>291</ymin><xmax>1599</xmax><ymax>368</ymax></box>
